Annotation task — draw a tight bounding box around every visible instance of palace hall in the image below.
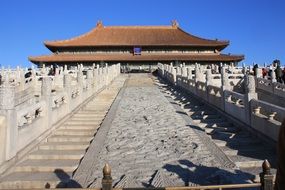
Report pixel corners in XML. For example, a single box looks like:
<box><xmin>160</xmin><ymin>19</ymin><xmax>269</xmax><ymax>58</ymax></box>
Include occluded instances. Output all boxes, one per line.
<box><xmin>29</xmin><ymin>21</ymin><xmax>244</xmax><ymax>69</ymax></box>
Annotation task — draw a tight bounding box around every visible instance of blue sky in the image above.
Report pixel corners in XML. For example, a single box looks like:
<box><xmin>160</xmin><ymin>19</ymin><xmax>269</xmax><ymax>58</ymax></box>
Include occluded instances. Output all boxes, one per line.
<box><xmin>0</xmin><ymin>0</ymin><xmax>284</xmax><ymax>68</ymax></box>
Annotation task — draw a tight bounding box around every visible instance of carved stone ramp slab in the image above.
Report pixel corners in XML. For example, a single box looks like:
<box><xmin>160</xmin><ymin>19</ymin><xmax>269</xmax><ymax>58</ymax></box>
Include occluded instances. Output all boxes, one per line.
<box><xmin>80</xmin><ymin>74</ymin><xmax>246</xmax><ymax>188</ymax></box>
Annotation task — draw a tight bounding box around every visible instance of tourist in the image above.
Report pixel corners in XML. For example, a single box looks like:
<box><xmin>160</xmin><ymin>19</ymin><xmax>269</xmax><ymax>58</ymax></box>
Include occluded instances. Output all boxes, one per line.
<box><xmin>253</xmin><ymin>64</ymin><xmax>258</xmax><ymax>76</ymax></box>
<box><xmin>262</xmin><ymin>68</ymin><xmax>267</xmax><ymax>78</ymax></box>
<box><xmin>268</xmin><ymin>66</ymin><xmax>273</xmax><ymax>79</ymax></box>
<box><xmin>275</xmin><ymin>65</ymin><xmax>282</xmax><ymax>83</ymax></box>
<box><xmin>48</xmin><ymin>67</ymin><xmax>55</xmax><ymax>76</ymax></box>
<box><xmin>218</xmin><ymin>64</ymin><xmax>222</xmax><ymax>74</ymax></box>
<box><xmin>281</xmin><ymin>67</ymin><xmax>285</xmax><ymax>84</ymax></box>
<box><xmin>275</xmin><ymin>119</ymin><xmax>285</xmax><ymax>190</ymax></box>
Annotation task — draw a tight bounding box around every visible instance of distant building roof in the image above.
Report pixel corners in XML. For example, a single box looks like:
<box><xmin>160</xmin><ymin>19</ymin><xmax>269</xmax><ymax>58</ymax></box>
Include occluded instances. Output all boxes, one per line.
<box><xmin>44</xmin><ymin>21</ymin><xmax>229</xmax><ymax>51</ymax></box>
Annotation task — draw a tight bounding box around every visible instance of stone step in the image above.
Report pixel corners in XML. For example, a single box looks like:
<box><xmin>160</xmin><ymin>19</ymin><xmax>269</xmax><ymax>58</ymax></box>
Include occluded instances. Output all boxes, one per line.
<box><xmin>201</xmin><ymin>121</ymin><xmax>232</xmax><ymax>128</ymax></box>
<box><xmin>0</xmin><ymin>171</ymin><xmax>72</xmax><ymax>189</ymax></box>
<box><xmin>235</xmin><ymin>160</ymin><xmax>264</xmax><ymax>168</ymax></box>
<box><xmin>69</xmin><ymin>118</ymin><xmax>104</xmax><ymax>122</ymax></box>
<box><xmin>76</xmin><ymin>110</ymin><xmax>108</xmax><ymax>113</ymax></box>
<box><xmin>220</xmin><ymin>144</ymin><xmax>273</xmax><ymax>154</ymax></box>
<box><xmin>184</xmin><ymin>103</ymin><xmax>205</xmax><ymax>108</ymax></box>
<box><xmin>210</xmin><ymin>131</ymin><xmax>238</xmax><ymax>140</ymax></box>
<box><xmin>229</xmin><ymin>152</ymin><xmax>276</xmax><ymax>168</ymax></box>
<box><xmin>13</xmin><ymin>159</ymin><xmax>79</xmax><ymax>172</ymax></box>
<box><xmin>211</xmin><ymin>132</ymin><xmax>254</xmax><ymax>142</ymax></box>
<box><xmin>75</xmin><ymin>111</ymin><xmax>106</xmax><ymax>115</ymax></box>
<box><xmin>47</xmin><ymin>135</ymin><xmax>93</xmax><ymax>143</ymax></box>
<box><xmin>85</xmin><ymin>104</ymin><xmax>110</xmax><ymax>107</ymax></box>
<box><xmin>28</xmin><ymin>149</ymin><xmax>85</xmax><ymax>160</ymax></box>
<box><xmin>65</xmin><ymin>120</ymin><xmax>102</xmax><ymax>125</ymax></box>
<box><xmin>185</xmin><ymin>106</ymin><xmax>206</xmax><ymax>112</ymax></box>
<box><xmin>39</xmin><ymin>142</ymin><xmax>90</xmax><ymax>150</ymax></box>
<box><xmin>191</xmin><ymin>114</ymin><xmax>220</xmax><ymax>120</ymax></box>
<box><xmin>187</xmin><ymin>110</ymin><xmax>214</xmax><ymax>116</ymax></box>
<box><xmin>54</xmin><ymin>129</ymin><xmax>95</xmax><ymax>136</ymax></box>
<box><xmin>72</xmin><ymin>114</ymin><xmax>106</xmax><ymax>119</ymax></box>
<box><xmin>193</xmin><ymin>118</ymin><xmax>226</xmax><ymax>124</ymax></box>
<box><xmin>81</xmin><ymin>108</ymin><xmax>109</xmax><ymax>112</ymax></box>
<box><xmin>205</xmin><ymin>126</ymin><xmax>239</xmax><ymax>134</ymax></box>
<box><xmin>61</xmin><ymin>124</ymin><xmax>99</xmax><ymax>130</ymax></box>
<box><xmin>213</xmin><ymin>138</ymin><xmax>260</xmax><ymax>147</ymax></box>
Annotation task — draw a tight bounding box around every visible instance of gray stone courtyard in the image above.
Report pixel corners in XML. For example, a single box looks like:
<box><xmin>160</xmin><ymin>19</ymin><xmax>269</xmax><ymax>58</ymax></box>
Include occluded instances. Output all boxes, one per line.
<box><xmin>84</xmin><ymin>74</ymin><xmax>252</xmax><ymax>187</ymax></box>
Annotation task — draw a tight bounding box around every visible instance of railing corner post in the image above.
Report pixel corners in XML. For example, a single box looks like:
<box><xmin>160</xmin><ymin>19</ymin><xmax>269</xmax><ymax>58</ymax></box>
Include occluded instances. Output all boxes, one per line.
<box><xmin>260</xmin><ymin>159</ymin><xmax>274</xmax><ymax>190</ymax></box>
<box><xmin>102</xmin><ymin>163</ymin><xmax>113</xmax><ymax>190</ymax></box>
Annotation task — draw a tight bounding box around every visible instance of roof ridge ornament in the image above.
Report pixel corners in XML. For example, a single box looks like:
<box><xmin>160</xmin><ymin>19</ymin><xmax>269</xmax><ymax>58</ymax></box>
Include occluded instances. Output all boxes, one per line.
<box><xmin>171</xmin><ymin>20</ymin><xmax>179</xmax><ymax>28</ymax></box>
<box><xmin>96</xmin><ymin>20</ymin><xmax>103</xmax><ymax>28</ymax></box>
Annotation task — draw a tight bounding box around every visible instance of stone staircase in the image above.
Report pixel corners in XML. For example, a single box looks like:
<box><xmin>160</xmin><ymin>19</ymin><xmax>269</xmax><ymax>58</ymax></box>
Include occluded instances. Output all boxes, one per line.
<box><xmin>161</xmin><ymin>84</ymin><xmax>277</xmax><ymax>182</ymax></box>
<box><xmin>0</xmin><ymin>78</ymin><xmax>125</xmax><ymax>189</ymax></box>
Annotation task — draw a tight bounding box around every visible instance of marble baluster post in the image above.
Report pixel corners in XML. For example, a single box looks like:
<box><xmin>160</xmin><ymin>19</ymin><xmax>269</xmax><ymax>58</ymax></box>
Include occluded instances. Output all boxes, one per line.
<box><xmin>86</xmin><ymin>70</ymin><xmax>93</xmax><ymax>90</ymax></box>
<box><xmin>244</xmin><ymin>75</ymin><xmax>258</xmax><ymax>125</ymax></box>
<box><xmin>63</xmin><ymin>72</ymin><xmax>72</xmax><ymax>112</ymax></box>
<box><xmin>0</xmin><ymin>83</ymin><xmax>16</xmax><ymax>162</ymax></box>
<box><xmin>221</xmin><ymin>66</ymin><xmax>230</xmax><ymax>111</ymax></box>
<box><xmin>206</xmin><ymin>69</ymin><xmax>212</xmax><ymax>102</ymax></box>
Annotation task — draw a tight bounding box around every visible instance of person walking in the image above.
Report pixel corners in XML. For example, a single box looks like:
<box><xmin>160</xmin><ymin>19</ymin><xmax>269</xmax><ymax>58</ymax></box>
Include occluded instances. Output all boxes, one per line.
<box><xmin>275</xmin><ymin>65</ymin><xmax>282</xmax><ymax>83</ymax></box>
<box><xmin>282</xmin><ymin>67</ymin><xmax>285</xmax><ymax>84</ymax></box>
<box><xmin>253</xmin><ymin>64</ymin><xmax>258</xmax><ymax>76</ymax></box>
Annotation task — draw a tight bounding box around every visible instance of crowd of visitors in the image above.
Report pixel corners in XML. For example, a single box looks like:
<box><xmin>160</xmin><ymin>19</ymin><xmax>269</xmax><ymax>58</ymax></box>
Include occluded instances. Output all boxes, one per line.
<box><xmin>254</xmin><ymin>61</ymin><xmax>285</xmax><ymax>84</ymax></box>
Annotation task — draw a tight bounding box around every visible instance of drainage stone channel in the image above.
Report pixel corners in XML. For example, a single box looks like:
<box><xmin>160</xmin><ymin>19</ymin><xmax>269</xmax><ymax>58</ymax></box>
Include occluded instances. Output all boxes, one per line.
<box><xmin>84</xmin><ymin>73</ymin><xmax>258</xmax><ymax>188</ymax></box>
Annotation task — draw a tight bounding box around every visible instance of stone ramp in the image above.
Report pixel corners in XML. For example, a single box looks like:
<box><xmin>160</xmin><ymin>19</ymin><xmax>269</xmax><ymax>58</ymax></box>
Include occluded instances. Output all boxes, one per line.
<box><xmin>85</xmin><ymin>74</ymin><xmax>255</xmax><ymax>188</ymax></box>
<box><xmin>0</xmin><ymin>76</ymin><xmax>126</xmax><ymax>189</ymax></box>
<box><xmin>156</xmin><ymin>78</ymin><xmax>277</xmax><ymax>182</ymax></box>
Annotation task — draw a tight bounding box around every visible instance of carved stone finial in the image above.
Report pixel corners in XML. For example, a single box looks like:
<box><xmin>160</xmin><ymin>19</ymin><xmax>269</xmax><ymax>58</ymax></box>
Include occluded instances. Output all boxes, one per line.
<box><xmin>96</xmin><ymin>20</ymin><xmax>103</xmax><ymax>28</ymax></box>
<box><xmin>262</xmin><ymin>159</ymin><xmax>271</xmax><ymax>175</ymax></box>
<box><xmin>171</xmin><ymin>20</ymin><xmax>179</xmax><ymax>28</ymax></box>
<box><xmin>103</xmin><ymin>163</ymin><xmax>111</xmax><ymax>176</ymax></box>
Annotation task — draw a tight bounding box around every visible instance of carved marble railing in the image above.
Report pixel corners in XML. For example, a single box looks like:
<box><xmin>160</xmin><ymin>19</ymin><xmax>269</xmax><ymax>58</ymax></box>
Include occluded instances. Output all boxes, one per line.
<box><xmin>0</xmin><ymin>63</ymin><xmax>121</xmax><ymax>170</ymax></box>
<box><xmin>251</xmin><ymin>99</ymin><xmax>285</xmax><ymax>141</ymax></box>
<box><xmin>207</xmin><ymin>85</ymin><xmax>222</xmax><ymax>109</ymax></box>
<box><xmin>224</xmin><ymin>90</ymin><xmax>246</xmax><ymax>122</ymax></box>
<box><xmin>196</xmin><ymin>81</ymin><xmax>207</xmax><ymax>100</ymax></box>
<box><xmin>207</xmin><ymin>73</ymin><xmax>244</xmax><ymax>89</ymax></box>
<box><xmin>17</xmin><ymin>101</ymin><xmax>45</xmax><ymax>128</ymax></box>
<box><xmin>256</xmin><ymin>77</ymin><xmax>285</xmax><ymax>98</ymax></box>
<box><xmin>158</xmin><ymin>63</ymin><xmax>283</xmax><ymax>142</ymax></box>
<box><xmin>51</xmin><ymin>92</ymin><xmax>67</xmax><ymax>109</ymax></box>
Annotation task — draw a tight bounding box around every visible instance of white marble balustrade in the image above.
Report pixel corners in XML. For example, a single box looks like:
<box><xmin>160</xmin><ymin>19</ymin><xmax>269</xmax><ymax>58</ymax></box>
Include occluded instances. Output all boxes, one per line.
<box><xmin>157</xmin><ymin>63</ymin><xmax>284</xmax><ymax>142</ymax></box>
<box><xmin>0</xmin><ymin>63</ymin><xmax>121</xmax><ymax>170</ymax></box>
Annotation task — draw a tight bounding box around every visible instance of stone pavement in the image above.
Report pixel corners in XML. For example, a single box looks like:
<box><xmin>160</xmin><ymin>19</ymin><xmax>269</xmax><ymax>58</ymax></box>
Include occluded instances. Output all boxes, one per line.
<box><xmin>83</xmin><ymin>74</ymin><xmax>255</xmax><ymax>188</ymax></box>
